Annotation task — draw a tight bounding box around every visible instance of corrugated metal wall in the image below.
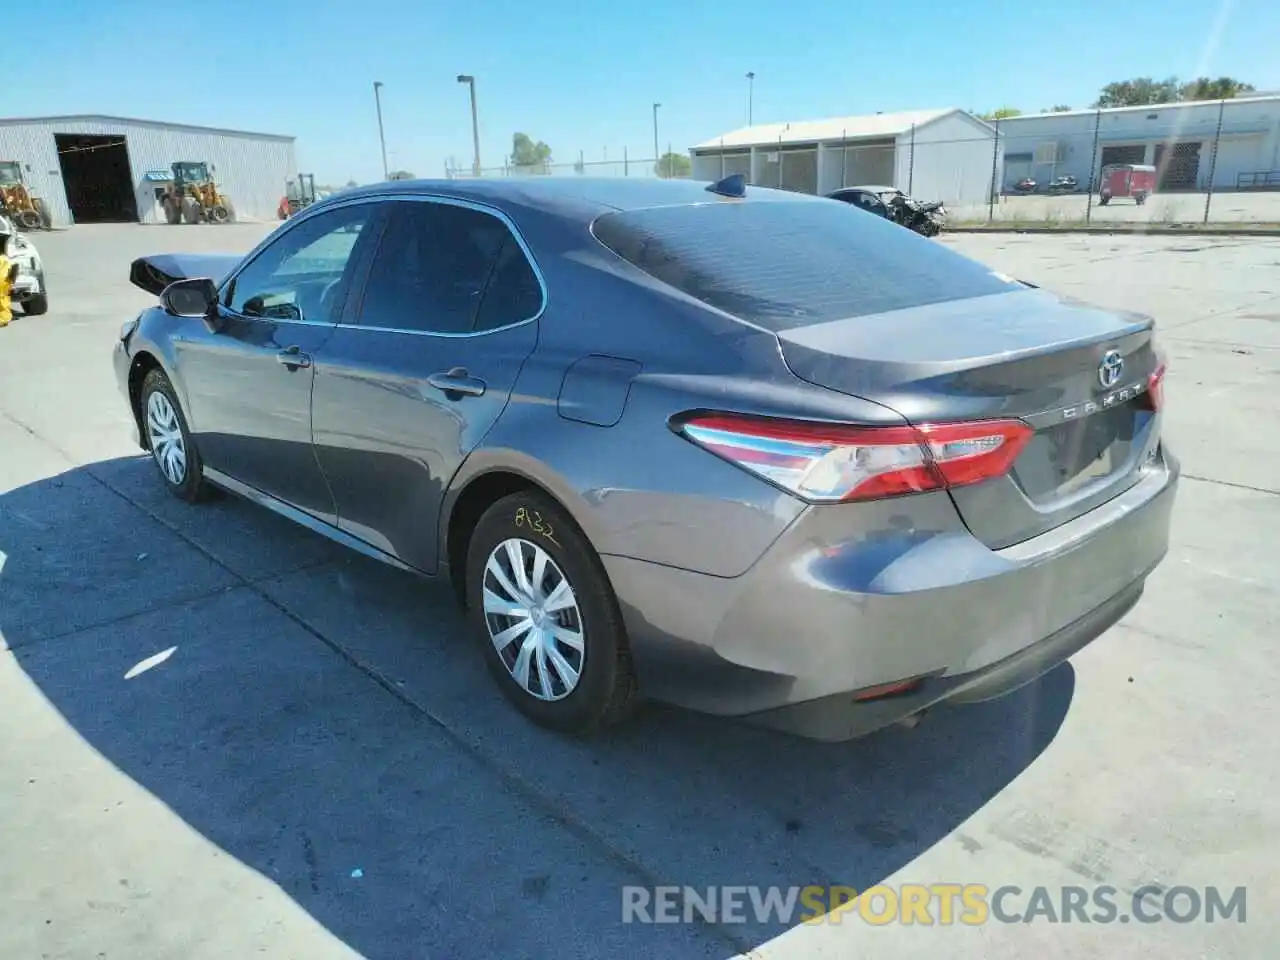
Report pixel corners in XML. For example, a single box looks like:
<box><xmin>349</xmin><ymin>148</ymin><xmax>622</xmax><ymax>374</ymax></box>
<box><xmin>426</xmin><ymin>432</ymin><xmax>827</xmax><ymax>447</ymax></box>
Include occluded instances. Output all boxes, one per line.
<box><xmin>0</xmin><ymin>117</ymin><xmax>296</xmax><ymax>227</ymax></box>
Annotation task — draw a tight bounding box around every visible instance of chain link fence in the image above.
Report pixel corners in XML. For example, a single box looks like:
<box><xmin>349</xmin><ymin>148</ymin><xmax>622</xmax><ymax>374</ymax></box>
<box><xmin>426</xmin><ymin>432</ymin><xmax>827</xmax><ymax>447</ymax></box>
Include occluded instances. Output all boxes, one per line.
<box><xmin>953</xmin><ymin>103</ymin><xmax>1280</xmax><ymax>227</ymax></box>
<box><xmin>445</xmin><ymin>146</ymin><xmax>691</xmax><ymax>182</ymax></box>
<box><xmin>444</xmin><ymin>101</ymin><xmax>1279</xmax><ymax>226</ymax></box>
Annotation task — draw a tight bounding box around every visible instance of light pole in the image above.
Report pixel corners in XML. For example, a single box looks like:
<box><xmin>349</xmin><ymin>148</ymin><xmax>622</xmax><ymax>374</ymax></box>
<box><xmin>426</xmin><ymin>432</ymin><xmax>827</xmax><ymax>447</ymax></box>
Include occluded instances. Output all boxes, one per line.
<box><xmin>372</xmin><ymin>81</ymin><xmax>389</xmax><ymax>180</ymax></box>
<box><xmin>457</xmin><ymin>74</ymin><xmax>481</xmax><ymax>176</ymax></box>
<box><xmin>746</xmin><ymin>72</ymin><xmax>755</xmax><ymax>125</ymax></box>
<box><xmin>652</xmin><ymin>102</ymin><xmax>661</xmax><ymax>171</ymax></box>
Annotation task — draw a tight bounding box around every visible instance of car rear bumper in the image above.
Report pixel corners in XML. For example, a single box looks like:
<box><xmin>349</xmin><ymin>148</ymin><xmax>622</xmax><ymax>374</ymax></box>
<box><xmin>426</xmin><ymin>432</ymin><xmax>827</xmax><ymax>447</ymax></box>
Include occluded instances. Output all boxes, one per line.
<box><xmin>603</xmin><ymin>448</ymin><xmax>1179</xmax><ymax>741</ymax></box>
<box><xmin>11</xmin><ymin>273</ymin><xmax>39</xmax><ymax>299</ymax></box>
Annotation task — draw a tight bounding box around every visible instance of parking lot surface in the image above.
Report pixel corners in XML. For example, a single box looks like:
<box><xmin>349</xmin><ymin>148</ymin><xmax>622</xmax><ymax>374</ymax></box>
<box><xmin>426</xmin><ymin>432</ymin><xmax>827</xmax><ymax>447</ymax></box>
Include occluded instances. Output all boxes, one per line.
<box><xmin>1</xmin><ymin>223</ymin><xmax>1277</xmax><ymax>959</ymax></box>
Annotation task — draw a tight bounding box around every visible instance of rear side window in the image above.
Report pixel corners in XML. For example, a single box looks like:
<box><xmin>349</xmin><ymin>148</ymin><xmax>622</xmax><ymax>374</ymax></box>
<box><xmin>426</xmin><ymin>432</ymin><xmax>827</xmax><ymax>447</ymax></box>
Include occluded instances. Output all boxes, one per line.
<box><xmin>591</xmin><ymin>199</ymin><xmax>1020</xmax><ymax>331</ymax></box>
<box><xmin>475</xmin><ymin>235</ymin><xmax>543</xmax><ymax>332</ymax></box>
<box><xmin>358</xmin><ymin>200</ymin><xmax>513</xmax><ymax>334</ymax></box>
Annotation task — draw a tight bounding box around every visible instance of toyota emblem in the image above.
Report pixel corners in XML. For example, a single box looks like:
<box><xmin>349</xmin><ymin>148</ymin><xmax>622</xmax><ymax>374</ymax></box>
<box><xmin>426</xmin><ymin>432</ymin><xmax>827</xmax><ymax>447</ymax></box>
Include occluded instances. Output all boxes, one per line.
<box><xmin>1098</xmin><ymin>350</ymin><xmax>1124</xmax><ymax>388</ymax></box>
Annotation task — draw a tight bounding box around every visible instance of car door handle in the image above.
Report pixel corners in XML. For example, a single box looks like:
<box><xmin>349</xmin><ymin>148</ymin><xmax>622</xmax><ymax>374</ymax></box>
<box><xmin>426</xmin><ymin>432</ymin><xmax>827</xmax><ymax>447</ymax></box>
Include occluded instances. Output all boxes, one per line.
<box><xmin>276</xmin><ymin>346</ymin><xmax>311</xmax><ymax>369</ymax></box>
<box><xmin>426</xmin><ymin>368</ymin><xmax>486</xmax><ymax>398</ymax></box>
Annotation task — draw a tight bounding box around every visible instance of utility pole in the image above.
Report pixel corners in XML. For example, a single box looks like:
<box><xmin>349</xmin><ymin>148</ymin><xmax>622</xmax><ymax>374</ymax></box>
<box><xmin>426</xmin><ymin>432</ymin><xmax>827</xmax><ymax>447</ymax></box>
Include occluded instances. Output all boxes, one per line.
<box><xmin>652</xmin><ymin>102</ymin><xmax>661</xmax><ymax>167</ymax></box>
<box><xmin>372</xmin><ymin>81</ymin><xmax>389</xmax><ymax>180</ymax></box>
<box><xmin>746</xmin><ymin>72</ymin><xmax>755</xmax><ymax>125</ymax></box>
<box><xmin>457</xmin><ymin>74</ymin><xmax>481</xmax><ymax>176</ymax></box>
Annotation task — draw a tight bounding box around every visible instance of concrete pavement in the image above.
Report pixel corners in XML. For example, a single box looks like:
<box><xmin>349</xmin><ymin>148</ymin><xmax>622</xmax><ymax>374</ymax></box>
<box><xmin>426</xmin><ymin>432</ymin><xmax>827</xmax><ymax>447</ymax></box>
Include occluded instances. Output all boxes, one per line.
<box><xmin>1</xmin><ymin>223</ymin><xmax>1276</xmax><ymax>959</ymax></box>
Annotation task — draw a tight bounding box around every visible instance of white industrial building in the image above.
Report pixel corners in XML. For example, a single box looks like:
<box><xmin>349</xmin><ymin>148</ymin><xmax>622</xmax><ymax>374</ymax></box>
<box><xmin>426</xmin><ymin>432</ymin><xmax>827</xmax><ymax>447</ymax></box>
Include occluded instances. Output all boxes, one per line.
<box><xmin>690</xmin><ymin>108</ymin><xmax>998</xmax><ymax>204</ymax></box>
<box><xmin>995</xmin><ymin>95</ymin><xmax>1280</xmax><ymax>192</ymax></box>
<box><xmin>0</xmin><ymin>115</ymin><xmax>296</xmax><ymax>227</ymax></box>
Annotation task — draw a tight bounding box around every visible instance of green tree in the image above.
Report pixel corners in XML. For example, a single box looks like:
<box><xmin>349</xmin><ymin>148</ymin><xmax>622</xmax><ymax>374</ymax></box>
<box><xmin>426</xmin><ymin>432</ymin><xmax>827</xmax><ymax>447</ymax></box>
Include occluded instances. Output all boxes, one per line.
<box><xmin>978</xmin><ymin>107</ymin><xmax>1022</xmax><ymax>121</ymax></box>
<box><xmin>654</xmin><ymin>152</ymin><xmax>692</xmax><ymax>178</ymax></box>
<box><xmin>511</xmin><ymin>133</ymin><xmax>553</xmax><ymax>173</ymax></box>
<box><xmin>1043</xmin><ymin>105</ymin><xmax>1072</xmax><ymax>113</ymax></box>
<box><xmin>1093</xmin><ymin>75</ymin><xmax>1255</xmax><ymax>108</ymax></box>
<box><xmin>1093</xmin><ymin>76</ymin><xmax>1180</xmax><ymax>107</ymax></box>
<box><xmin>1178</xmin><ymin>76</ymin><xmax>1256</xmax><ymax>101</ymax></box>
<box><xmin>386</xmin><ymin>170</ymin><xmax>415</xmax><ymax>181</ymax></box>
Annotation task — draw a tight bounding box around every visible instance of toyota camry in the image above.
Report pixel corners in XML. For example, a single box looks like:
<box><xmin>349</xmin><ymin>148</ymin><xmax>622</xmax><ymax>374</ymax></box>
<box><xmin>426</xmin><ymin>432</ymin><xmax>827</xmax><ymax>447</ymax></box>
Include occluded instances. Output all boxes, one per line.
<box><xmin>113</xmin><ymin>175</ymin><xmax>1177</xmax><ymax>741</ymax></box>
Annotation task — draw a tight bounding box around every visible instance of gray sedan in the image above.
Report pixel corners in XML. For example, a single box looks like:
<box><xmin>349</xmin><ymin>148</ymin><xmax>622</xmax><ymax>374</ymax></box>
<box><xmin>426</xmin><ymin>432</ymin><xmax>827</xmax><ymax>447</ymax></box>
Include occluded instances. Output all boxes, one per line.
<box><xmin>113</xmin><ymin>176</ymin><xmax>1177</xmax><ymax>741</ymax></box>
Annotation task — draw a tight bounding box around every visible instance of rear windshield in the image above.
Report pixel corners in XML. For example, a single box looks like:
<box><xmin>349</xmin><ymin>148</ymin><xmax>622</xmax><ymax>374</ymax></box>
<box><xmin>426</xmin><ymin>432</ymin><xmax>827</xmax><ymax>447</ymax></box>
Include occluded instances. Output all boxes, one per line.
<box><xmin>591</xmin><ymin>198</ymin><xmax>1021</xmax><ymax>331</ymax></box>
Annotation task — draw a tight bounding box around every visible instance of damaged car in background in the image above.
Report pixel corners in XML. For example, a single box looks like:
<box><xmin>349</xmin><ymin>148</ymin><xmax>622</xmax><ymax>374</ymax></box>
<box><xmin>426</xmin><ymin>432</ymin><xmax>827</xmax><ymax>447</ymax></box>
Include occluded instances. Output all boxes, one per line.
<box><xmin>827</xmin><ymin>184</ymin><xmax>947</xmax><ymax>236</ymax></box>
<box><xmin>112</xmin><ymin>174</ymin><xmax>1176</xmax><ymax>743</ymax></box>
<box><xmin>1</xmin><ymin>213</ymin><xmax>49</xmax><ymax>316</ymax></box>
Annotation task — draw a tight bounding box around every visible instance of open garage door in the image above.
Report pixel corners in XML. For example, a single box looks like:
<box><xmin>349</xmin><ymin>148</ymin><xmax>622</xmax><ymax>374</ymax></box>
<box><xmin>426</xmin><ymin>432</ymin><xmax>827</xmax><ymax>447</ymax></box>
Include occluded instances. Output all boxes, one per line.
<box><xmin>55</xmin><ymin>133</ymin><xmax>139</xmax><ymax>223</ymax></box>
<box><xmin>1100</xmin><ymin>145</ymin><xmax>1146</xmax><ymax>168</ymax></box>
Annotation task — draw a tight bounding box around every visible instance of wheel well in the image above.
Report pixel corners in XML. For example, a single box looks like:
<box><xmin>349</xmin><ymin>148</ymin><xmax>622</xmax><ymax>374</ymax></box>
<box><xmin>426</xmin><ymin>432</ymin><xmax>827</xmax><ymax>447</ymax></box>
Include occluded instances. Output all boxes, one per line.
<box><xmin>127</xmin><ymin>351</ymin><xmax>162</xmax><ymax>448</ymax></box>
<box><xmin>445</xmin><ymin>471</ymin><xmax>542</xmax><ymax>609</ymax></box>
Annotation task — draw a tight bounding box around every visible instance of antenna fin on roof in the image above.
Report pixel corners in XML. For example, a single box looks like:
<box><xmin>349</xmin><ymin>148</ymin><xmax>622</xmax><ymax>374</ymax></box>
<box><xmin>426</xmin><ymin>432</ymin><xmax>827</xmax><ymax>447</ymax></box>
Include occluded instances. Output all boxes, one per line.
<box><xmin>706</xmin><ymin>173</ymin><xmax>746</xmax><ymax>198</ymax></box>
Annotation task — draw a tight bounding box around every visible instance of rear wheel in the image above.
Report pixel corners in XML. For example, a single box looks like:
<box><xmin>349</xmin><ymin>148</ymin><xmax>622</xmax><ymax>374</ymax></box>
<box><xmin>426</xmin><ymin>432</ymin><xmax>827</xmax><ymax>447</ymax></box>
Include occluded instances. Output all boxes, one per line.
<box><xmin>34</xmin><ymin>198</ymin><xmax>51</xmax><ymax>229</ymax></box>
<box><xmin>465</xmin><ymin>491</ymin><xmax>638</xmax><ymax>735</ymax></box>
<box><xmin>1098</xmin><ymin>194</ymin><xmax>1110</xmax><ymax>206</ymax></box>
<box><xmin>181</xmin><ymin>197</ymin><xmax>202</xmax><ymax>224</ymax></box>
<box><xmin>163</xmin><ymin>198</ymin><xmax>182</xmax><ymax>224</ymax></box>
<box><xmin>15</xmin><ymin>209</ymin><xmax>39</xmax><ymax>230</ymax></box>
<box><xmin>139</xmin><ymin>368</ymin><xmax>209</xmax><ymax>503</ymax></box>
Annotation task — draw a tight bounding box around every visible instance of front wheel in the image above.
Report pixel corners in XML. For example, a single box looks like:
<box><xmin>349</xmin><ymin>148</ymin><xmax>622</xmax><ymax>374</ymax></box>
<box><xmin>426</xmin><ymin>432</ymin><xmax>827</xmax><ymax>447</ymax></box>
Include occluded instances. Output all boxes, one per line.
<box><xmin>465</xmin><ymin>491</ymin><xmax>638</xmax><ymax>735</ymax></box>
<box><xmin>139</xmin><ymin>368</ymin><xmax>209</xmax><ymax>502</ymax></box>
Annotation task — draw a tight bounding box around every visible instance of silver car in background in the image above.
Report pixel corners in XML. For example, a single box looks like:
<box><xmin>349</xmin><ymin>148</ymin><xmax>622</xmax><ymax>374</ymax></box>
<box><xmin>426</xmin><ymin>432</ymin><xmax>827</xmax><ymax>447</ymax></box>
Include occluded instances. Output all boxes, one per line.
<box><xmin>113</xmin><ymin>175</ymin><xmax>1177</xmax><ymax>741</ymax></box>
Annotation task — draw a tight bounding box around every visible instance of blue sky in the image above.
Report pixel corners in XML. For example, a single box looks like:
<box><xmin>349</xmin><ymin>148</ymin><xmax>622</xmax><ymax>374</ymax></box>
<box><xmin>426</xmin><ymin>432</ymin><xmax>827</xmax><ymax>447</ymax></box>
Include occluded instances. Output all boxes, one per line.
<box><xmin>28</xmin><ymin>0</ymin><xmax>1280</xmax><ymax>184</ymax></box>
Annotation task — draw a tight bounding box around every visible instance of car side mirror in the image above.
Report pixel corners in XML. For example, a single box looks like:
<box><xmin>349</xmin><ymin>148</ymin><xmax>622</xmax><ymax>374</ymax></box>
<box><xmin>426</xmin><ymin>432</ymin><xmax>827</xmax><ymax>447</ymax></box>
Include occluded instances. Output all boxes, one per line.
<box><xmin>160</xmin><ymin>277</ymin><xmax>220</xmax><ymax>329</ymax></box>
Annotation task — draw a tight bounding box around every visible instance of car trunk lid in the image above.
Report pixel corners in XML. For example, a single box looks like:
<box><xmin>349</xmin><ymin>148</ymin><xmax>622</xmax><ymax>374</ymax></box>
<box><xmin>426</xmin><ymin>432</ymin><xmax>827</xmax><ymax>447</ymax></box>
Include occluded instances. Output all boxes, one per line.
<box><xmin>777</xmin><ymin>288</ymin><xmax>1163</xmax><ymax>548</ymax></box>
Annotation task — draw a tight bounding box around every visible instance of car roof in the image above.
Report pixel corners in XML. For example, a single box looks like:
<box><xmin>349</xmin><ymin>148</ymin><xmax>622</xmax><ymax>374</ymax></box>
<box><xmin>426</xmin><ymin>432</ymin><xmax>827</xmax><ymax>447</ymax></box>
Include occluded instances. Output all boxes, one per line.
<box><xmin>312</xmin><ymin>176</ymin><xmax>825</xmax><ymax>225</ymax></box>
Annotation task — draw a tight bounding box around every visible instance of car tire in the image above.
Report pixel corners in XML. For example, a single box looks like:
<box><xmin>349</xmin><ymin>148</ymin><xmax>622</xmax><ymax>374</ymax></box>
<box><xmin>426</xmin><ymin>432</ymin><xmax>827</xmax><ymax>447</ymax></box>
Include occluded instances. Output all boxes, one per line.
<box><xmin>22</xmin><ymin>277</ymin><xmax>48</xmax><ymax>316</ymax></box>
<box><xmin>139</xmin><ymin>367</ymin><xmax>209</xmax><ymax>503</ymax></box>
<box><xmin>465</xmin><ymin>490</ymin><xmax>638</xmax><ymax>735</ymax></box>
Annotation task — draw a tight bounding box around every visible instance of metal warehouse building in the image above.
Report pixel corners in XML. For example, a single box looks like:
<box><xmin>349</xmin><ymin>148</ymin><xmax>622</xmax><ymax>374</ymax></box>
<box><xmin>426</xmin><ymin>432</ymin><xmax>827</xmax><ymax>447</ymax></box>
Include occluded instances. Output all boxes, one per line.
<box><xmin>0</xmin><ymin>115</ymin><xmax>296</xmax><ymax>227</ymax></box>
<box><xmin>995</xmin><ymin>96</ymin><xmax>1280</xmax><ymax>192</ymax></box>
<box><xmin>690</xmin><ymin>108</ymin><xmax>998</xmax><ymax>205</ymax></box>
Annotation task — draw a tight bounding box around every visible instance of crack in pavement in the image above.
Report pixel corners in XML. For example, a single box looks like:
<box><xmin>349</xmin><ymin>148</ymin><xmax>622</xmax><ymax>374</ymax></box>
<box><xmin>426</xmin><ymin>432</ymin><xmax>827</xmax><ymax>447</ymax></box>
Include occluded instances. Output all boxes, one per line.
<box><xmin>1181</xmin><ymin>473</ymin><xmax>1279</xmax><ymax>497</ymax></box>
<box><xmin>0</xmin><ymin>557</ymin><xmax>340</xmax><ymax>655</ymax></box>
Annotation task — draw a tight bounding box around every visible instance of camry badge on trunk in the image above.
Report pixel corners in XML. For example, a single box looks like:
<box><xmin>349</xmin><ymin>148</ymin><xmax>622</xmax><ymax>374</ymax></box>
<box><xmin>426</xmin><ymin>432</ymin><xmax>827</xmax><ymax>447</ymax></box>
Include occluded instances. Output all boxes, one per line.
<box><xmin>1098</xmin><ymin>350</ymin><xmax>1124</xmax><ymax>388</ymax></box>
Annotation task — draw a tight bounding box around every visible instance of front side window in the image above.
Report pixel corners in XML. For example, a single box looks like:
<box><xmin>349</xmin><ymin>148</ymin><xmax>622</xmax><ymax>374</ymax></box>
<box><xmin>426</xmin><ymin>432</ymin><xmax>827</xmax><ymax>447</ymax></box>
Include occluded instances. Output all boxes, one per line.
<box><xmin>225</xmin><ymin>203</ymin><xmax>374</xmax><ymax>323</ymax></box>
<box><xmin>358</xmin><ymin>200</ymin><xmax>539</xmax><ymax>334</ymax></box>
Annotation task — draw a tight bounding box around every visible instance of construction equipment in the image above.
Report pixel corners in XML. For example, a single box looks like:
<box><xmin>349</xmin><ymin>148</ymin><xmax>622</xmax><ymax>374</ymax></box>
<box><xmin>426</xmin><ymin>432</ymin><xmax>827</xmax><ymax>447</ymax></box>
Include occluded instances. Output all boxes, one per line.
<box><xmin>0</xmin><ymin>161</ymin><xmax>52</xmax><ymax>230</ymax></box>
<box><xmin>277</xmin><ymin>173</ymin><xmax>317</xmax><ymax>220</ymax></box>
<box><xmin>160</xmin><ymin>161</ymin><xmax>235</xmax><ymax>224</ymax></box>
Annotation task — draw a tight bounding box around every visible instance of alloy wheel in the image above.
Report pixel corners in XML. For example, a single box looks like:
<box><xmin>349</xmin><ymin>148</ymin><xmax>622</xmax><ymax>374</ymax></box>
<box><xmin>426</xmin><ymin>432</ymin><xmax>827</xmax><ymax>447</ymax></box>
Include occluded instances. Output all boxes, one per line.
<box><xmin>482</xmin><ymin>538</ymin><xmax>585</xmax><ymax>701</ymax></box>
<box><xmin>146</xmin><ymin>391</ymin><xmax>187</xmax><ymax>486</ymax></box>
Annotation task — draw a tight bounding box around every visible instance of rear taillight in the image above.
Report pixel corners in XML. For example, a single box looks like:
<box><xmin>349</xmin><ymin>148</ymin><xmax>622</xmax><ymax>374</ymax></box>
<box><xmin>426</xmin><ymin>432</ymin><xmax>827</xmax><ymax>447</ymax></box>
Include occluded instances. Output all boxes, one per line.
<box><xmin>1147</xmin><ymin>362</ymin><xmax>1166</xmax><ymax>411</ymax></box>
<box><xmin>676</xmin><ymin>413</ymin><xmax>1033</xmax><ymax>503</ymax></box>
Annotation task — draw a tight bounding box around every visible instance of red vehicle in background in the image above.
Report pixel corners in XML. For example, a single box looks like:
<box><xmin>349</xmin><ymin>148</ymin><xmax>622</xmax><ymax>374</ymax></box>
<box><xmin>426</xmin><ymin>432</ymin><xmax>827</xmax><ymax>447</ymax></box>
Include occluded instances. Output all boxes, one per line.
<box><xmin>1098</xmin><ymin>164</ymin><xmax>1156</xmax><ymax>205</ymax></box>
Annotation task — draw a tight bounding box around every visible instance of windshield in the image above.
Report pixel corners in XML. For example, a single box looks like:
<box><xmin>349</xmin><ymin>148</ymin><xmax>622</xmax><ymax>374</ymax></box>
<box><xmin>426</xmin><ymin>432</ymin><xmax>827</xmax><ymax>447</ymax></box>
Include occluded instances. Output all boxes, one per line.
<box><xmin>0</xmin><ymin>161</ymin><xmax>19</xmax><ymax>184</ymax></box>
<box><xmin>593</xmin><ymin>198</ymin><xmax>1019</xmax><ymax>331</ymax></box>
<box><xmin>173</xmin><ymin>163</ymin><xmax>208</xmax><ymax>181</ymax></box>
